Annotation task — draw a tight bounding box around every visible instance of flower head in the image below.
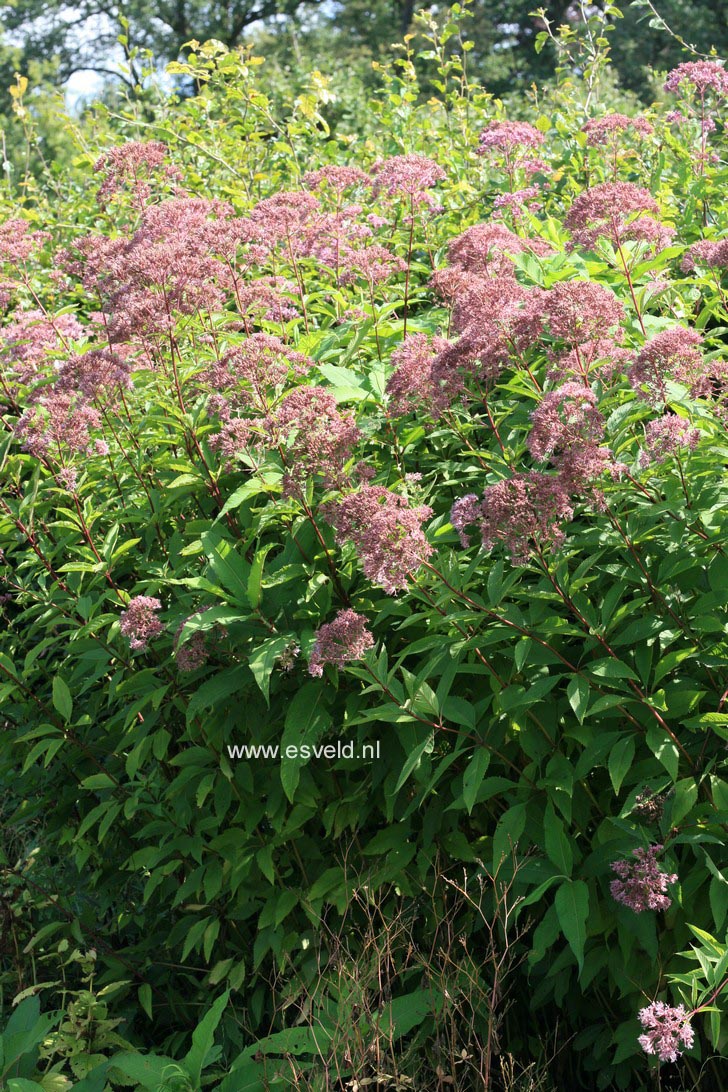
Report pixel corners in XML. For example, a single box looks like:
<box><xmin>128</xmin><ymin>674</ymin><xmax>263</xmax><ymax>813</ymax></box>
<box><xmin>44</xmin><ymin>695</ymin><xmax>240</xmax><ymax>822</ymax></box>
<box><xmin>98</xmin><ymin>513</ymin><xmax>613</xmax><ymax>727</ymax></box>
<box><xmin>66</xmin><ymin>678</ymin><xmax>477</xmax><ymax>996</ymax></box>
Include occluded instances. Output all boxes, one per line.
<box><xmin>639</xmin><ymin>416</ymin><xmax>700</xmax><ymax>465</ymax></box>
<box><xmin>15</xmin><ymin>392</ymin><xmax>101</xmax><ymax>458</ymax></box>
<box><xmin>303</xmin><ymin>166</ymin><xmax>370</xmax><ymax>194</ymax></box>
<box><xmin>308</xmin><ymin>609</ymin><xmax>374</xmax><ymax>676</ymax></box>
<box><xmin>628</xmin><ymin>327</ymin><xmax>708</xmax><ymax>404</ymax></box>
<box><xmin>527</xmin><ymin>383</ymin><xmax>604</xmax><ymax>463</ymax></box>
<box><xmin>266</xmin><ymin>386</ymin><xmax>360</xmax><ymax>489</ymax></box>
<box><xmin>0</xmin><ymin>219</ymin><xmax>50</xmax><ymax>264</ymax></box>
<box><xmin>665</xmin><ymin>61</ymin><xmax>728</xmax><ymax>99</ymax></box>
<box><xmin>610</xmin><ymin>844</ymin><xmax>677</xmax><ymax>912</ymax></box>
<box><xmin>94</xmin><ymin>141</ymin><xmax>177</xmax><ymax>206</ymax></box>
<box><xmin>544</xmin><ymin>281</ymin><xmax>625</xmax><ymax>346</ymax></box>
<box><xmin>444</xmin><ymin>222</ymin><xmax>552</xmax><ymax>280</ymax></box>
<box><xmin>339</xmin><ymin>244</ymin><xmax>407</xmax><ymax>288</ymax></box>
<box><xmin>248</xmin><ymin>191</ymin><xmax>320</xmax><ymax>248</ymax></box>
<box><xmin>583</xmin><ymin>113</ymin><xmax>653</xmax><ymax>146</ymax></box>
<box><xmin>119</xmin><ymin>596</ymin><xmax>163</xmax><ymax>651</ymax></box>
<box><xmin>326</xmin><ymin>485</ymin><xmax>433</xmax><ymax>594</ymax></box>
<box><xmin>386</xmin><ymin>333</ymin><xmax>451</xmax><ymax>415</ymax></box>
<box><xmin>371</xmin><ymin>155</ymin><xmax>445</xmax><ymax>207</ymax></box>
<box><xmin>527</xmin><ymin>383</ymin><xmax>613</xmax><ymax>489</ymax></box>
<box><xmin>638</xmin><ymin>1002</ymin><xmax>694</xmax><ymax>1063</ymax></box>
<box><xmin>452</xmin><ymin>473</ymin><xmax>574</xmax><ymax>564</ymax></box>
<box><xmin>477</xmin><ymin>120</ymin><xmax>545</xmax><ymax>154</ymax></box>
<box><xmin>681</xmin><ymin>238</ymin><xmax>728</xmax><ymax>272</ymax></box>
<box><xmin>565</xmin><ymin>182</ymin><xmax>661</xmax><ymax>252</ymax></box>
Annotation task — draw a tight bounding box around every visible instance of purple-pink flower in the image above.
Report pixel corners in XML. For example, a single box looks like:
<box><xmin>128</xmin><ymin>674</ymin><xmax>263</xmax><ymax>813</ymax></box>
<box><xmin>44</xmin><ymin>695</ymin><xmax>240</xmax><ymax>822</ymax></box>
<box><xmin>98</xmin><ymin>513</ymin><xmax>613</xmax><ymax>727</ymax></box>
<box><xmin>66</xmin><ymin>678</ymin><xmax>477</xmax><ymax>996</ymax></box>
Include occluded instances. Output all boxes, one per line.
<box><xmin>610</xmin><ymin>844</ymin><xmax>677</xmax><ymax>912</ymax></box>
<box><xmin>119</xmin><ymin>596</ymin><xmax>163</xmax><ymax>651</ymax></box>
<box><xmin>266</xmin><ymin>386</ymin><xmax>360</xmax><ymax>489</ymax></box>
<box><xmin>326</xmin><ymin>485</ymin><xmax>433</xmax><ymax>594</ymax></box>
<box><xmin>308</xmin><ymin>609</ymin><xmax>375</xmax><ymax>676</ymax></box>
<box><xmin>371</xmin><ymin>155</ymin><xmax>445</xmax><ymax>208</ymax></box>
<box><xmin>544</xmin><ymin>281</ymin><xmax>625</xmax><ymax>346</ymax></box>
<box><xmin>681</xmin><ymin>238</ymin><xmax>728</xmax><ymax>272</ymax></box>
<box><xmin>665</xmin><ymin>61</ymin><xmax>728</xmax><ymax>99</ymax></box>
<box><xmin>386</xmin><ymin>333</ymin><xmax>451</xmax><ymax>415</ymax></box>
<box><xmin>638</xmin><ymin>1002</ymin><xmax>695</xmax><ymax>1063</ymax></box>
<box><xmin>452</xmin><ymin>473</ymin><xmax>574</xmax><ymax>564</ymax></box>
<box><xmin>477</xmin><ymin>120</ymin><xmax>544</xmax><ymax>154</ymax></box>
<box><xmin>527</xmin><ymin>383</ymin><xmax>614</xmax><ymax>489</ymax></box>
<box><xmin>639</xmin><ymin>416</ymin><xmax>700</xmax><ymax>465</ymax></box>
<box><xmin>628</xmin><ymin>327</ymin><xmax>710</xmax><ymax>404</ymax></box>
<box><xmin>14</xmin><ymin>392</ymin><xmax>102</xmax><ymax>458</ymax></box>
<box><xmin>583</xmin><ymin>113</ymin><xmax>653</xmax><ymax>146</ymax></box>
<box><xmin>565</xmin><ymin>183</ymin><xmax>663</xmax><ymax>252</ymax></box>
<box><xmin>94</xmin><ymin>141</ymin><xmax>178</xmax><ymax>206</ymax></box>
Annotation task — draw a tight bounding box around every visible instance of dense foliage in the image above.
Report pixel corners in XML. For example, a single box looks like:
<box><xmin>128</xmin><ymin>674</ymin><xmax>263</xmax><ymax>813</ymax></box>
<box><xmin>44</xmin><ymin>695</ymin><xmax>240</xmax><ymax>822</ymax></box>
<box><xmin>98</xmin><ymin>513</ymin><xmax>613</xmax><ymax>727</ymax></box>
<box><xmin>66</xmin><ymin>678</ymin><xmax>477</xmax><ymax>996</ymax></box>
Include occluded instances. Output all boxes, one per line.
<box><xmin>1</xmin><ymin>6</ymin><xmax>728</xmax><ymax>1090</ymax></box>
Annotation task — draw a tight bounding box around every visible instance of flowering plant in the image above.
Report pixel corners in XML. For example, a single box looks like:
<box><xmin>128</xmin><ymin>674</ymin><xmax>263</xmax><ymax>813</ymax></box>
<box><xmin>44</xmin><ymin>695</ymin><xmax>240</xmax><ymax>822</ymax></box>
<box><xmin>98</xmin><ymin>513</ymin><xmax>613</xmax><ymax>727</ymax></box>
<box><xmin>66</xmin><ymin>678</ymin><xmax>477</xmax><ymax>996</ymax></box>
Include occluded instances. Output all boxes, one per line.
<box><xmin>1</xmin><ymin>5</ymin><xmax>728</xmax><ymax>1089</ymax></box>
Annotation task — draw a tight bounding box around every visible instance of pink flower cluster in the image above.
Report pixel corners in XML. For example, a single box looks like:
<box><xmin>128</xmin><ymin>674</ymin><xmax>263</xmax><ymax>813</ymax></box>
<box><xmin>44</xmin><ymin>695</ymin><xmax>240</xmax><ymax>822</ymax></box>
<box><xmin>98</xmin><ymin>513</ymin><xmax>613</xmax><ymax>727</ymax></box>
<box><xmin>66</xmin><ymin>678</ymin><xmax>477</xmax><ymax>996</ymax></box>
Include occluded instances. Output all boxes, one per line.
<box><xmin>681</xmin><ymin>237</ymin><xmax>728</xmax><ymax>271</ymax></box>
<box><xmin>433</xmin><ymin>276</ymin><xmax>545</xmax><ymax>405</ymax></box>
<box><xmin>303</xmin><ymin>165</ymin><xmax>370</xmax><ymax>195</ymax></box>
<box><xmin>203</xmin><ymin>334</ymin><xmax>312</xmax><ymax>415</ymax></box>
<box><xmin>610</xmin><ymin>844</ymin><xmax>677</xmax><ymax>913</ymax></box>
<box><xmin>0</xmin><ymin>310</ymin><xmax>83</xmax><ymax>393</ymax></box>
<box><xmin>583</xmin><ymin>113</ymin><xmax>653</xmax><ymax>146</ymax></box>
<box><xmin>638</xmin><ymin>1002</ymin><xmax>695</xmax><ymax>1063</ymax></box>
<box><xmin>493</xmin><ymin>187</ymin><xmax>543</xmax><ymax>221</ymax></box>
<box><xmin>204</xmin><ymin>343</ymin><xmax>359</xmax><ymax>484</ymax></box>
<box><xmin>94</xmin><ymin>141</ymin><xmax>179</xmax><ymax>207</ymax></box>
<box><xmin>665</xmin><ymin>60</ymin><xmax>728</xmax><ymax>99</ymax></box>
<box><xmin>639</xmin><ymin>416</ymin><xmax>700</xmax><ymax>466</ymax></box>
<box><xmin>308</xmin><ymin>609</ymin><xmax>374</xmax><ymax>676</ymax></box>
<box><xmin>119</xmin><ymin>596</ymin><xmax>163</xmax><ymax>651</ymax></box>
<box><xmin>326</xmin><ymin>485</ymin><xmax>433</xmax><ymax>593</ymax></box>
<box><xmin>386</xmin><ymin>333</ymin><xmax>451</xmax><ymax>415</ymax></box>
<box><xmin>545</xmin><ymin>281</ymin><xmax>625</xmax><ymax>346</ymax></box>
<box><xmin>477</xmin><ymin>120</ymin><xmax>544</xmax><ymax>154</ymax></box>
<box><xmin>566</xmin><ymin>182</ymin><xmax>670</xmax><ymax>253</ymax></box>
<box><xmin>371</xmin><ymin>154</ymin><xmax>445</xmax><ymax>208</ymax></box>
<box><xmin>628</xmin><ymin>326</ymin><xmax>716</xmax><ymax>404</ymax></box>
<box><xmin>451</xmin><ymin>473</ymin><xmax>574</xmax><ymax>563</ymax></box>
<box><xmin>527</xmin><ymin>383</ymin><xmax>613</xmax><ymax>488</ymax></box>
<box><xmin>65</xmin><ymin>197</ymin><xmax>238</xmax><ymax>350</ymax></box>
<box><xmin>15</xmin><ymin>392</ymin><xmax>102</xmax><ymax>458</ymax></box>
<box><xmin>0</xmin><ymin>219</ymin><xmax>49</xmax><ymax>265</ymax></box>
<box><xmin>266</xmin><ymin>386</ymin><xmax>360</xmax><ymax>491</ymax></box>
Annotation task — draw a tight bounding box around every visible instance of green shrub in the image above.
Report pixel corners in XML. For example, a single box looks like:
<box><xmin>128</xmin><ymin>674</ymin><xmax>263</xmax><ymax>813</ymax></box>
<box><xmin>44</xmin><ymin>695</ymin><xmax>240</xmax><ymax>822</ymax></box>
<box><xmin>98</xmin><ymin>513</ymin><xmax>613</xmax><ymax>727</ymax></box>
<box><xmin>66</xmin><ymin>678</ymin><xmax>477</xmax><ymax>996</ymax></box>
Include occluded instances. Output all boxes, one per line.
<box><xmin>1</xmin><ymin>4</ymin><xmax>728</xmax><ymax>1089</ymax></box>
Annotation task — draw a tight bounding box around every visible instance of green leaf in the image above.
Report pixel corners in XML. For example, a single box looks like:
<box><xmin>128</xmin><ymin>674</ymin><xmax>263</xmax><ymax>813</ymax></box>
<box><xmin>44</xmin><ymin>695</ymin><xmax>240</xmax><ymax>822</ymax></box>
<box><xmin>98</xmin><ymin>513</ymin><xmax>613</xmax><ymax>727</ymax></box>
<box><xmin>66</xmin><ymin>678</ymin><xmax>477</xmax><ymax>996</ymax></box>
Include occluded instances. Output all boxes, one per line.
<box><xmin>671</xmin><ymin>778</ymin><xmax>698</xmax><ymax>825</ymax></box>
<box><xmin>247</xmin><ymin>543</ymin><xmax>274</xmax><ymax>609</ymax></box>
<box><xmin>248</xmin><ymin>636</ymin><xmax>290</xmax><ymax>705</ymax></box>
<box><xmin>378</xmin><ymin>988</ymin><xmax>442</xmax><ymax>1039</ymax></box>
<box><xmin>51</xmin><ymin>676</ymin><xmax>73</xmax><ymax>722</ymax></box>
<box><xmin>608</xmin><ymin>736</ymin><xmax>635</xmax><ymax>795</ymax></box>
<box><xmin>201</xmin><ymin>531</ymin><xmax>251</xmax><ymax>604</ymax></box>
<box><xmin>183</xmin><ymin>990</ymin><xmax>230</xmax><ymax>1085</ymax></box>
<box><xmin>138</xmin><ymin>984</ymin><xmax>152</xmax><ymax>1020</ymax></box>
<box><xmin>280</xmin><ymin>683</ymin><xmax>332</xmax><ymax>802</ymax></box>
<box><xmin>187</xmin><ymin>667</ymin><xmax>249</xmax><ymax>721</ymax></box>
<box><xmin>462</xmin><ymin>747</ymin><xmax>491</xmax><ymax>816</ymax></box>
<box><xmin>555</xmin><ymin>879</ymin><xmax>589</xmax><ymax>974</ymax></box>
<box><xmin>587</xmin><ymin>658</ymin><xmax>638</xmax><ymax>682</ymax></box>
<box><xmin>544</xmin><ymin>803</ymin><xmax>573</xmax><ymax>876</ymax></box>
<box><xmin>567</xmin><ymin>676</ymin><xmax>589</xmax><ymax>724</ymax></box>
<box><xmin>107</xmin><ymin>1053</ymin><xmax>179</xmax><ymax>1090</ymax></box>
<box><xmin>393</xmin><ymin>731</ymin><xmax>435</xmax><ymax>794</ymax></box>
<box><xmin>645</xmin><ymin>724</ymin><xmax>679</xmax><ymax>782</ymax></box>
